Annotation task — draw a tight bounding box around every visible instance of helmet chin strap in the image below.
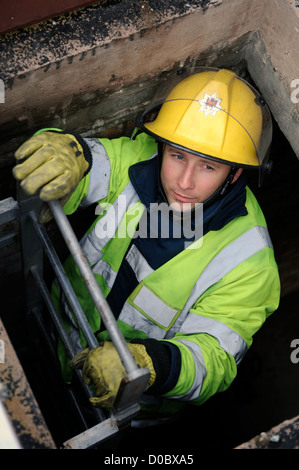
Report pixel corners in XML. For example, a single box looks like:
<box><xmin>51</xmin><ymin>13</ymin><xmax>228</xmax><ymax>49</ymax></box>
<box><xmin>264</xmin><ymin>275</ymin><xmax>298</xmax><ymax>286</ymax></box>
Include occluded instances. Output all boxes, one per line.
<box><xmin>157</xmin><ymin>142</ymin><xmax>238</xmax><ymax>209</ymax></box>
<box><xmin>202</xmin><ymin>168</ymin><xmax>237</xmax><ymax>209</ymax></box>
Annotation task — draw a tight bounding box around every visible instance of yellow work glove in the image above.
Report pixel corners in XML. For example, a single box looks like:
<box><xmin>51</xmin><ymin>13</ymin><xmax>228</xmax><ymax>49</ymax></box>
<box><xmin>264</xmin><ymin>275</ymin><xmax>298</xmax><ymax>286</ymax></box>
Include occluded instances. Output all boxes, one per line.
<box><xmin>13</xmin><ymin>131</ymin><xmax>90</xmax><ymax>202</ymax></box>
<box><xmin>70</xmin><ymin>342</ymin><xmax>156</xmax><ymax>409</ymax></box>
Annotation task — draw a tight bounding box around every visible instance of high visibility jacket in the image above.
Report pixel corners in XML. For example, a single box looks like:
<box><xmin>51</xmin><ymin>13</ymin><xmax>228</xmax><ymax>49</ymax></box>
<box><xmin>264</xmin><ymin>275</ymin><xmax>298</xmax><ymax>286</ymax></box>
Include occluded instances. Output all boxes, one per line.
<box><xmin>54</xmin><ymin>132</ymin><xmax>280</xmax><ymax>408</ymax></box>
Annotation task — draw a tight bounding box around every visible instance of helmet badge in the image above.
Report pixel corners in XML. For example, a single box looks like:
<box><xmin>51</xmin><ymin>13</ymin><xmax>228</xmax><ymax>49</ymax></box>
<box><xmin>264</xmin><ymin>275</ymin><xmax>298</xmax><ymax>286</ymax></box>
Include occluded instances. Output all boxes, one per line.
<box><xmin>198</xmin><ymin>92</ymin><xmax>222</xmax><ymax>117</ymax></box>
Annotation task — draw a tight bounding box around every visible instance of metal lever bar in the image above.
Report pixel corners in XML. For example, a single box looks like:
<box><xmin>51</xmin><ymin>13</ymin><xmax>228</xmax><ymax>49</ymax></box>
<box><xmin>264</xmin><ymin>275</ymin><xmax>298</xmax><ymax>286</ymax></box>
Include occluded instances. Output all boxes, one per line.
<box><xmin>48</xmin><ymin>200</ymin><xmax>142</xmax><ymax>377</ymax></box>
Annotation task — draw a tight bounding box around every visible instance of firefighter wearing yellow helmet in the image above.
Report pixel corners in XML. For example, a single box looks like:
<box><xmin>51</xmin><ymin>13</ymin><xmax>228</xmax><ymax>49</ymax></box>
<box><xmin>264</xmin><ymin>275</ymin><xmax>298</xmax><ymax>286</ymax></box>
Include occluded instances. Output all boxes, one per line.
<box><xmin>144</xmin><ymin>68</ymin><xmax>271</xmax><ymax>167</ymax></box>
<box><xmin>13</xmin><ymin>68</ymin><xmax>280</xmax><ymax>425</ymax></box>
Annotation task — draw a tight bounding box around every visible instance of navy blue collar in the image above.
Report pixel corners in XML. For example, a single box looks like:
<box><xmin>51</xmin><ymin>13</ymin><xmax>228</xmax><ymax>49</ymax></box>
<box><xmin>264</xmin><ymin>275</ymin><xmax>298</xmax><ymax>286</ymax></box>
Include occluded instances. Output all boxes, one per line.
<box><xmin>129</xmin><ymin>155</ymin><xmax>160</xmax><ymax>208</ymax></box>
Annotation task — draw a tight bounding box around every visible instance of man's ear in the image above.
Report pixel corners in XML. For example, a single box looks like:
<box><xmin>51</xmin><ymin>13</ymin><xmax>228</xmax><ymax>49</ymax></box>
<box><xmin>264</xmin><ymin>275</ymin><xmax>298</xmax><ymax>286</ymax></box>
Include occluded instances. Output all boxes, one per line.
<box><xmin>232</xmin><ymin>168</ymin><xmax>243</xmax><ymax>184</ymax></box>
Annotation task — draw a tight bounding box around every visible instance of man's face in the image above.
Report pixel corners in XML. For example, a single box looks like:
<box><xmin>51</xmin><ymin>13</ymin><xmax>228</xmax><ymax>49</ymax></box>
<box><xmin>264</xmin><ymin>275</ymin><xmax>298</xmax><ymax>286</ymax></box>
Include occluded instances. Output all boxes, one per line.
<box><xmin>160</xmin><ymin>144</ymin><xmax>235</xmax><ymax>211</ymax></box>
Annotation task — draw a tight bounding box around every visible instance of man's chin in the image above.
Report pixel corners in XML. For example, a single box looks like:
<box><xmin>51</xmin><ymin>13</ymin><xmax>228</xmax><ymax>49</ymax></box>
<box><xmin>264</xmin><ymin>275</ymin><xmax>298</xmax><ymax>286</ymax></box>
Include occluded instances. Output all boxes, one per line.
<box><xmin>169</xmin><ymin>201</ymin><xmax>195</xmax><ymax>213</ymax></box>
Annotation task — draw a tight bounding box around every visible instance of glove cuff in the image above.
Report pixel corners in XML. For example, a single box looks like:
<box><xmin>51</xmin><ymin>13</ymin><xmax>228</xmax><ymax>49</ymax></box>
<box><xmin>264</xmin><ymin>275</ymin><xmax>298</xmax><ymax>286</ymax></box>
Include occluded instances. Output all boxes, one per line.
<box><xmin>129</xmin><ymin>343</ymin><xmax>156</xmax><ymax>387</ymax></box>
<box><xmin>62</xmin><ymin>130</ymin><xmax>93</xmax><ymax>177</ymax></box>
<box><xmin>131</xmin><ymin>338</ymin><xmax>181</xmax><ymax>395</ymax></box>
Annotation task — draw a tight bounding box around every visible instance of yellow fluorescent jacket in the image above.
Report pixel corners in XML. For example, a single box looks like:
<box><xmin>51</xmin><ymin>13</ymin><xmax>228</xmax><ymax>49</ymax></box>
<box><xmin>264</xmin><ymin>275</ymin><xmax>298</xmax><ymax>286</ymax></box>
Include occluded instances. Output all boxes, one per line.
<box><xmin>55</xmin><ymin>132</ymin><xmax>280</xmax><ymax>406</ymax></box>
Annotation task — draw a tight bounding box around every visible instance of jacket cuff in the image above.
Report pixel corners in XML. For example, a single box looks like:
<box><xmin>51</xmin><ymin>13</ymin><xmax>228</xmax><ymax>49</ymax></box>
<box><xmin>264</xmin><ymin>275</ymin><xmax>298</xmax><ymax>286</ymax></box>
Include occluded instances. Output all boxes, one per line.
<box><xmin>131</xmin><ymin>338</ymin><xmax>181</xmax><ymax>395</ymax></box>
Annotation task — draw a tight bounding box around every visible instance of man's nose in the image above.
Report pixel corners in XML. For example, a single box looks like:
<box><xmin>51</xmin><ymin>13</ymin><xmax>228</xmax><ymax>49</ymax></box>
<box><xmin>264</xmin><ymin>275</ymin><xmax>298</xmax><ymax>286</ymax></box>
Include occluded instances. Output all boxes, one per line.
<box><xmin>178</xmin><ymin>166</ymin><xmax>195</xmax><ymax>190</ymax></box>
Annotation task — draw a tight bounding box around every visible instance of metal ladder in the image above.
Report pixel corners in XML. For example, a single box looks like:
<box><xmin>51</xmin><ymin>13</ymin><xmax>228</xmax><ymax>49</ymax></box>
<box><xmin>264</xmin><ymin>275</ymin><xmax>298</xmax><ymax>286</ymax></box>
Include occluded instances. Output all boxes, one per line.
<box><xmin>17</xmin><ymin>190</ymin><xmax>150</xmax><ymax>449</ymax></box>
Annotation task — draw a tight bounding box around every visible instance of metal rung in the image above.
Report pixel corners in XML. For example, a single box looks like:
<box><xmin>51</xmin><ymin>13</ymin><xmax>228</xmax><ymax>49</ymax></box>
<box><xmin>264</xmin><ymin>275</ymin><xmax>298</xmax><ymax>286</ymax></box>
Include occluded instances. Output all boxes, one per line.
<box><xmin>63</xmin><ymin>416</ymin><xmax>119</xmax><ymax>449</ymax></box>
<box><xmin>63</xmin><ymin>404</ymin><xmax>140</xmax><ymax>449</ymax></box>
<box><xmin>0</xmin><ymin>197</ymin><xmax>18</xmax><ymax>224</ymax></box>
<box><xmin>0</xmin><ymin>197</ymin><xmax>19</xmax><ymax>248</ymax></box>
<box><xmin>0</xmin><ymin>232</ymin><xmax>18</xmax><ymax>249</ymax></box>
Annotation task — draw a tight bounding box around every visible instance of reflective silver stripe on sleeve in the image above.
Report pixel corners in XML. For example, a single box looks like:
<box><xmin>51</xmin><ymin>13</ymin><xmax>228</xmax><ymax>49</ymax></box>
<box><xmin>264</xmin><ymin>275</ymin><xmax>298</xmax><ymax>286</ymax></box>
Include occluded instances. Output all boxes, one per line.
<box><xmin>166</xmin><ymin>225</ymin><xmax>273</xmax><ymax>338</ymax></box>
<box><xmin>126</xmin><ymin>244</ymin><xmax>154</xmax><ymax>282</ymax></box>
<box><xmin>80</xmin><ymin>181</ymin><xmax>141</xmax><ymax>265</ymax></box>
<box><xmin>92</xmin><ymin>259</ymin><xmax>118</xmax><ymax>289</ymax></box>
<box><xmin>172</xmin><ymin>226</ymin><xmax>273</xmax><ymax>363</ymax></box>
<box><xmin>170</xmin><ymin>339</ymin><xmax>207</xmax><ymax>401</ymax></box>
<box><xmin>79</xmin><ymin>181</ymin><xmax>142</xmax><ymax>290</ymax></box>
<box><xmin>80</xmin><ymin>231</ymin><xmax>118</xmax><ymax>289</ymax></box>
<box><xmin>180</xmin><ymin>315</ymin><xmax>247</xmax><ymax>366</ymax></box>
<box><xmin>189</xmin><ymin>225</ymin><xmax>273</xmax><ymax>304</ymax></box>
<box><xmin>80</xmin><ymin>138</ymin><xmax>111</xmax><ymax>208</ymax></box>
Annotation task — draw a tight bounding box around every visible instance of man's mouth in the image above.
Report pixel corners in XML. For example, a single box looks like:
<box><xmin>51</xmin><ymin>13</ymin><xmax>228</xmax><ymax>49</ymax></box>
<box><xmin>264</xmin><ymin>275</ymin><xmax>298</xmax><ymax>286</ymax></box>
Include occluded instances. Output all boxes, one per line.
<box><xmin>172</xmin><ymin>191</ymin><xmax>196</xmax><ymax>203</ymax></box>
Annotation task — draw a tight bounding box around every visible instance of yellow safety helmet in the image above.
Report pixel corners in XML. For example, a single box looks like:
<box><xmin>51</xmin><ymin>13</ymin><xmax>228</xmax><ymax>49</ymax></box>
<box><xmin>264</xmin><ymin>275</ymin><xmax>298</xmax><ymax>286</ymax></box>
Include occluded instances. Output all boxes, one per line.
<box><xmin>137</xmin><ymin>68</ymin><xmax>272</xmax><ymax>183</ymax></box>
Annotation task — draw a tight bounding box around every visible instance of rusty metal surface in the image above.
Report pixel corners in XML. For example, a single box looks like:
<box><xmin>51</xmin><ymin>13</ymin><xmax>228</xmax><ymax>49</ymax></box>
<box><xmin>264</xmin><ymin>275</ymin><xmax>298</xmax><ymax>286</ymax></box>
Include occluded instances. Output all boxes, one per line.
<box><xmin>236</xmin><ymin>415</ymin><xmax>299</xmax><ymax>449</ymax></box>
<box><xmin>0</xmin><ymin>318</ymin><xmax>56</xmax><ymax>449</ymax></box>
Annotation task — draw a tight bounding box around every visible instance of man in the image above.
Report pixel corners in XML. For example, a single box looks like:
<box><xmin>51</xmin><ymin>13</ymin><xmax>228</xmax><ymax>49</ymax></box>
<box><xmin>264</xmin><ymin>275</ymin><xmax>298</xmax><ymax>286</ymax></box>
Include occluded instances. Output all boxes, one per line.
<box><xmin>13</xmin><ymin>68</ymin><xmax>280</xmax><ymax>421</ymax></box>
